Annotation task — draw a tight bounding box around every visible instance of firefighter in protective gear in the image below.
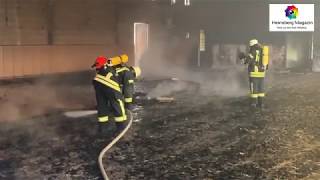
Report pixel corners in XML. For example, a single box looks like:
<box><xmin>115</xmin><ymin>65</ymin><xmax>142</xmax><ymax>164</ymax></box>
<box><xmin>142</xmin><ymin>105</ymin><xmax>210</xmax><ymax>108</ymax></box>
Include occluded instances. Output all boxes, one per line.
<box><xmin>91</xmin><ymin>56</ymin><xmax>127</xmax><ymax>135</ymax></box>
<box><xmin>244</xmin><ymin>39</ymin><xmax>266</xmax><ymax>108</ymax></box>
<box><xmin>111</xmin><ymin>54</ymin><xmax>141</xmax><ymax>111</ymax></box>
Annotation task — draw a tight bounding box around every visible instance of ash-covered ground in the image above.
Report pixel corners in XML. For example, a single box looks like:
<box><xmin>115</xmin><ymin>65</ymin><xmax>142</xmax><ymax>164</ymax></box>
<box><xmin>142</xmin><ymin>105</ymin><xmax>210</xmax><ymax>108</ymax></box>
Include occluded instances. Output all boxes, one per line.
<box><xmin>0</xmin><ymin>71</ymin><xmax>320</xmax><ymax>180</ymax></box>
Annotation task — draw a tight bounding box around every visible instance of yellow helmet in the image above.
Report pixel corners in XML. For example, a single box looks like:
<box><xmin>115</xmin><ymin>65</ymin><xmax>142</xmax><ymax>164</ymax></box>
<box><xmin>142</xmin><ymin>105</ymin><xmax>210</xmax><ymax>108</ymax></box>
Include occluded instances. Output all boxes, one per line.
<box><xmin>109</xmin><ymin>54</ymin><xmax>129</xmax><ymax>66</ymax></box>
<box><xmin>109</xmin><ymin>57</ymin><xmax>121</xmax><ymax>66</ymax></box>
<box><xmin>131</xmin><ymin>66</ymin><xmax>141</xmax><ymax>78</ymax></box>
<box><xmin>120</xmin><ymin>54</ymin><xmax>128</xmax><ymax>64</ymax></box>
<box><xmin>249</xmin><ymin>39</ymin><xmax>258</xmax><ymax>46</ymax></box>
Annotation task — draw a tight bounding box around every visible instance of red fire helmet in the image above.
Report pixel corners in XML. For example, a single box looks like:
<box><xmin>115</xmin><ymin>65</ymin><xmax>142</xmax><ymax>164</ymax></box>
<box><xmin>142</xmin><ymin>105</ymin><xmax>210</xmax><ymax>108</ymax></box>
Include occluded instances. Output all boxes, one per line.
<box><xmin>92</xmin><ymin>56</ymin><xmax>107</xmax><ymax>68</ymax></box>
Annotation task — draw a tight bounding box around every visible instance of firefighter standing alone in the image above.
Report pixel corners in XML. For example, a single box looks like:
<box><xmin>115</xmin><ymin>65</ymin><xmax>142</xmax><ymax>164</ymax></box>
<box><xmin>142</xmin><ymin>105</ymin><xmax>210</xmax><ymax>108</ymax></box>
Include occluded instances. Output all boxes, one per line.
<box><xmin>241</xmin><ymin>39</ymin><xmax>269</xmax><ymax>108</ymax></box>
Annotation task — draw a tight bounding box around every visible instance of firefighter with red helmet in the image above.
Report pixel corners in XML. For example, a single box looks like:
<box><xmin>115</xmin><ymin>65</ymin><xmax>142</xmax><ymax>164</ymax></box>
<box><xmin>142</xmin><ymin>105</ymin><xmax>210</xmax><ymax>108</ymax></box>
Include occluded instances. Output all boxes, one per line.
<box><xmin>91</xmin><ymin>56</ymin><xmax>127</xmax><ymax>135</ymax></box>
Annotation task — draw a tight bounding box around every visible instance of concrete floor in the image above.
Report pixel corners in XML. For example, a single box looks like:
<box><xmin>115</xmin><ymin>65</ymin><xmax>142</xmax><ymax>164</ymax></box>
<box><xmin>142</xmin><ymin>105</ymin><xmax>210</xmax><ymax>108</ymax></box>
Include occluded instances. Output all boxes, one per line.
<box><xmin>0</xmin><ymin>71</ymin><xmax>320</xmax><ymax>179</ymax></box>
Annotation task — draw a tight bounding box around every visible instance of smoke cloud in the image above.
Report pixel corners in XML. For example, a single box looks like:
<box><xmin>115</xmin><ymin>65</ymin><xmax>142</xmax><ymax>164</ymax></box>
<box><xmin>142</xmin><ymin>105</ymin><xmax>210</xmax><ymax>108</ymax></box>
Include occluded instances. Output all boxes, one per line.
<box><xmin>140</xmin><ymin>35</ymin><xmax>248</xmax><ymax>98</ymax></box>
<box><xmin>0</xmin><ymin>76</ymin><xmax>95</xmax><ymax>121</ymax></box>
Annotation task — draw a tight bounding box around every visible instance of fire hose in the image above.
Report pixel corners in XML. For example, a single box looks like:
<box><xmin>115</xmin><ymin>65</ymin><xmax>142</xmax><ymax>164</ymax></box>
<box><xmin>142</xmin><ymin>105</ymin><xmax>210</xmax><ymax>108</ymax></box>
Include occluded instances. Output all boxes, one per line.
<box><xmin>98</xmin><ymin>110</ymin><xmax>133</xmax><ymax>180</ymax></box>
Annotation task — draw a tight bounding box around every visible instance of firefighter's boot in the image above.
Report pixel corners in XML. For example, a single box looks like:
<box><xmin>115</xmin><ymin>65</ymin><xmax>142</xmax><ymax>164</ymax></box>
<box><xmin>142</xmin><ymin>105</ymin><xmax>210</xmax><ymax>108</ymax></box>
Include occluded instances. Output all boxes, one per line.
<box><xmin>250</xmin><ymin>98</ymin><xmax>257</xmax><ymax>107</ymax></box>
<box><xmin>257</xmin><ymin>97</ymin><xmax>263</xmax><ymax>108</ymax></box>
<box><xmin>114</xmin><ymin>121</ymin><xmax>128</xmax><ymax>136</ymax></box>
<box><xmin>97</xmin><ymin>122</ymin><xmax>113</xmax><ymax>138</ymax></box>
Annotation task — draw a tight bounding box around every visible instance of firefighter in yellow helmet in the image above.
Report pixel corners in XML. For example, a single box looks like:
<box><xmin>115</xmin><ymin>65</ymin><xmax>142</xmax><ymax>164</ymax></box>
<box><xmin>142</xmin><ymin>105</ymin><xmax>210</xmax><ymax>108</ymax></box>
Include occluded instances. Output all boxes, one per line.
<box><xmin>242</xmin><ymin>39</ymin><xmax>267</xmax><ymax>108</ymax></box>
<box><xmin>91</xmin><ymin>56</ymin><xmax>127</xmax><ymax>135</ymax></box>
<box><xmin>110</xmin><ymin>54</ymin><xmax>141</xmax><ymax>111</ymax></box>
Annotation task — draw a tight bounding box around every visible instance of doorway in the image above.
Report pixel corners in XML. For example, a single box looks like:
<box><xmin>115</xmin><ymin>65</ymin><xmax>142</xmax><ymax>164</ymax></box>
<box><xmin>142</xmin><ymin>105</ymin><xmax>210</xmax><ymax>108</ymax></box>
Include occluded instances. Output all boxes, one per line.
<box><xmin>134</xmin><ymin>23</ymin><xmax>149</xmax><ymax>67</ymax></box>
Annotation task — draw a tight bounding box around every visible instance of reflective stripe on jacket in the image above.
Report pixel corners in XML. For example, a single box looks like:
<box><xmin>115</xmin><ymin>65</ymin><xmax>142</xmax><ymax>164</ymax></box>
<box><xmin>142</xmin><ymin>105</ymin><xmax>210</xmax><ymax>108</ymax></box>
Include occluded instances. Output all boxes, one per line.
<box><xmin>247</xmin><ymin>44</ymin><xmax>265</xmax><ymax>78</ymax></box>
<box><xmin>115</xmin><ymin>65</ymin><xmax>135</xmax><ymax>101</ymax></box>
<box><xmin>94</xmin><ymin>67</ymin><xmax>121</xmax><ymax>92</ymax></box>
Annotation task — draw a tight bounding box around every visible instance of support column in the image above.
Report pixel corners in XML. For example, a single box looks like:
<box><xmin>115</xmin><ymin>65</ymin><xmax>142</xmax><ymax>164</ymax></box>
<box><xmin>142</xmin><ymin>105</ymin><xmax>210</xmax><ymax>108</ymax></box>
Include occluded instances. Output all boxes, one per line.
<box><xmin>312</xmin><ymin>3</ymin><xmax>320</xmax><ymax>72</ymax></box>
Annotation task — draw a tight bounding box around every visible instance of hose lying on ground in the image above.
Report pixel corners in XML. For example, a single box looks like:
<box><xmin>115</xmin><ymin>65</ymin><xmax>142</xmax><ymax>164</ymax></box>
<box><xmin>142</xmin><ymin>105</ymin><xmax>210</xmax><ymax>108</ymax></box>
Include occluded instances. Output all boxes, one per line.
<box><xmin>98</xmin><ymin>111</ymin><xmax>133</xmax><ymax>180</ymax></box>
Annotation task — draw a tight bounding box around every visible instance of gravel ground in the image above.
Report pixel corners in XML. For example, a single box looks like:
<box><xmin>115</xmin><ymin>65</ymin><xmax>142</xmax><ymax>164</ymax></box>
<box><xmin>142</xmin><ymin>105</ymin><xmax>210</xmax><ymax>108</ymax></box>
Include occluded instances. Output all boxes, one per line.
<box><xmin>0</xmin><ymin>71</ymin><xmax>320</xmax><ymax>180</ymax></box>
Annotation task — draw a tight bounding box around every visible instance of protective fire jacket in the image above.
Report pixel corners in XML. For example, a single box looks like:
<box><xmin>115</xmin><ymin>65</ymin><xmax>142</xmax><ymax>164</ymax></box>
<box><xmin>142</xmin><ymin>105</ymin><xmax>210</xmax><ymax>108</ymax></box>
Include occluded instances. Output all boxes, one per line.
<box><xmin>115</xmin><ymin>65</ymin><xmax>135</xmax><ymax>103</ymax></box>
<box><xmin>93</xmin><ymin>66</ymin><xmax>121</xmax><ymax>92</ymax></box>
<box><xmin>245</xmin><ymin>44</ymin><xmax>265</xmax><ymax>78</ymax></box>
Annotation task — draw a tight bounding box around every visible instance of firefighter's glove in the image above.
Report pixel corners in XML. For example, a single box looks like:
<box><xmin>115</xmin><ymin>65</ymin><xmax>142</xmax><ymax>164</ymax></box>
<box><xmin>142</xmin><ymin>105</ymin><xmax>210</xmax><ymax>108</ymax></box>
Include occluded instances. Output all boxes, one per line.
<box><xmin>238</xmin><ymin>52</ymin><xmax>246</xmax><ymax>60</ymax></box>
